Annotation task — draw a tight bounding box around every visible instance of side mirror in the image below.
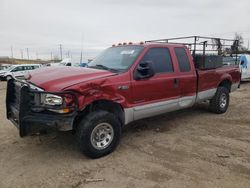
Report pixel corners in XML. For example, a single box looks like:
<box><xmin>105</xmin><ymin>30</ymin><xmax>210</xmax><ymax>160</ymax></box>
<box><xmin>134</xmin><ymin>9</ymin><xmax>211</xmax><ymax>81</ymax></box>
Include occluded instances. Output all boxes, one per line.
<box><xmin>134</xmin><ymin>61</ymin><xmax>155</xmax><ymax>80</ymax></box>
<box><xmin>240</xmin><ymin>60</ymin><xmax>244</xmax><ymax>65</ymax></box>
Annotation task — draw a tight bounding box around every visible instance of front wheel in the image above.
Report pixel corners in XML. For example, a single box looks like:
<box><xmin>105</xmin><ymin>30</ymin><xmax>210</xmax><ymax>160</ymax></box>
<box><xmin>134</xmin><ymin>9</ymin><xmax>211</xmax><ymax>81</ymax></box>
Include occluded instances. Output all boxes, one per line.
<box><xmin>76</xmin><ymin>110</ymin><xmax>121</xmax><ymax>158</ymax></box>
<box><xmin>209</xmin><ymin>87</ymin><xmax>230</xmax><ymax>114</ymax></box>
<box><xmin>6</xmin><ymin>75</ymin><xmax>13</xmax><ymax>81</ymax></box>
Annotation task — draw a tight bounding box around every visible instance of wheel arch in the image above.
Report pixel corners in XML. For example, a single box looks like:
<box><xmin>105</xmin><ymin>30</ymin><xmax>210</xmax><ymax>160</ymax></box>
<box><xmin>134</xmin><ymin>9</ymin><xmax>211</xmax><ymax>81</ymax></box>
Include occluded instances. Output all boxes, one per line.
<box><xmin>74</xmin><ymin>99</ymin><xmax>125</xmax><ymax>130</ymax></box>
<box><xmin>218</xmin><ymin>73</ymin><xmax>233</xmax><ymax>92</ymax></box>
<box><xmin>218</xmin><ymin>79</ymin><xmax>232</xmax><ymax>92</ymax></box>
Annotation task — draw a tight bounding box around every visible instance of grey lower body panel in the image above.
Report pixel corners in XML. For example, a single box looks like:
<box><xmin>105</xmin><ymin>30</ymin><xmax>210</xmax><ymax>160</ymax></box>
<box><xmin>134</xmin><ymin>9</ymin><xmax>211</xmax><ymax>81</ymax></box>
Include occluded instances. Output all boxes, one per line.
<box><xmin>124</xmin><ymin>95</ymin><xmax>196</xmax><ymax>125</ymax></box>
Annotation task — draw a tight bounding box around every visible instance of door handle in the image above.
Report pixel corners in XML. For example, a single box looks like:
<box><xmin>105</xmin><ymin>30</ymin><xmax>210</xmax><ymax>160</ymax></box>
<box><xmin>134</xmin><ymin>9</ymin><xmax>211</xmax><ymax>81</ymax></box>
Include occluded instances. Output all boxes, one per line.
<box><xmin>173</xmin><ymin>78</ymin><xmax>179</xmax><ymax>88</ymax></box>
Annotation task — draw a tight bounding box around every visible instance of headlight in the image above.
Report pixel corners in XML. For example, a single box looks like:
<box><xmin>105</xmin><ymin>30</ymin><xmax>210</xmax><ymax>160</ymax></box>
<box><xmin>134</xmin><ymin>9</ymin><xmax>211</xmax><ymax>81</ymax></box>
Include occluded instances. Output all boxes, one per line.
<box><xmin>42</xmin><ymin>94</ymin><xmax>63</xmax><ymax>106</ymax></box>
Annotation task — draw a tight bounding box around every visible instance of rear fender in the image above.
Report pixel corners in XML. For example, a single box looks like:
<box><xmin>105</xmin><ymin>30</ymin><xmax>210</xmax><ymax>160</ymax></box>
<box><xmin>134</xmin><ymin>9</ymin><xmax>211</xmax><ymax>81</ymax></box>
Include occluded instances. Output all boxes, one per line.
<box><xmin>218</xmin><ymin>74</ymin><xmax>232</xmax><ymax>91</ymax></box>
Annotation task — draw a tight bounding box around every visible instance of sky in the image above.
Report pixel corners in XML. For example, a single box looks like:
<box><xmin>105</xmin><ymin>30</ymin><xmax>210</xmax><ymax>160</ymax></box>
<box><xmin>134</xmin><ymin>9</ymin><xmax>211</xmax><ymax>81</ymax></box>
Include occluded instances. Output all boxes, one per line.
<box><xmin>0</xmin><ymin>0</ymin><xmax>250</xmax><ymax>60</ymax></box>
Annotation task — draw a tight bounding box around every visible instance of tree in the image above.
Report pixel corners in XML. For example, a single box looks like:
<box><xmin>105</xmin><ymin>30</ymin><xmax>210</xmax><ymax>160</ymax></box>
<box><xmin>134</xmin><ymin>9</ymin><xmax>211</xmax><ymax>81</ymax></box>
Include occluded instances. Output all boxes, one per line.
<box><xmin>233</xmin><ymin>33</ymin><xmax>247</xmax><ymax>52</ymax></box>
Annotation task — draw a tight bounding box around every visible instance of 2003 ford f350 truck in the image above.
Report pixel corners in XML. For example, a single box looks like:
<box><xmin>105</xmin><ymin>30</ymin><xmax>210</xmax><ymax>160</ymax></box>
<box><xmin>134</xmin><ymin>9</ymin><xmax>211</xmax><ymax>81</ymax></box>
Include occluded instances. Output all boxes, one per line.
<box><xmin>6</xmin><ymin>36</ymin><xmax>241</xmax><ymax>158</ymax></box>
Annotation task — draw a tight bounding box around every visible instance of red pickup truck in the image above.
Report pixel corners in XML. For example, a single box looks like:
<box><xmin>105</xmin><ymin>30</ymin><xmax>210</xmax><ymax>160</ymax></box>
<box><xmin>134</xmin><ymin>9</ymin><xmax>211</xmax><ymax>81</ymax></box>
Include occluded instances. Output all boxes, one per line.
<box><xmin>6</xmin><ymin>36</ymin><xmax>241</xmax><ymax>158</ymax></box>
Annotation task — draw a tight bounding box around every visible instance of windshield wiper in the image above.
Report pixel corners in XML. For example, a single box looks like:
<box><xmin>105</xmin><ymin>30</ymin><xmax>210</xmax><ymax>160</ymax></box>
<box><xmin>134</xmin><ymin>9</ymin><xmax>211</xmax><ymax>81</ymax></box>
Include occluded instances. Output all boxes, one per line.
<box><xmin>89</xmin><ymin>64</ymin><xmax>119</xmax><ymax>72</ymax></box>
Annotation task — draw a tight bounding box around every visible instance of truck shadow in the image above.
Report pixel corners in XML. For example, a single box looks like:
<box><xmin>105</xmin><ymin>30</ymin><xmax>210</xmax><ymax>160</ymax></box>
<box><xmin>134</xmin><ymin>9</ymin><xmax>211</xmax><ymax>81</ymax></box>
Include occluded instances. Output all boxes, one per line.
<box><xmin>123</xmin><ymin>102</ymin><xmax>210</xmax><ymax>134</ymax></box>
<box><xmin>23</xmin><ymin>102</ymin><xmax>211</xmax><ymax>157</ymax></box>
<box><xmin>240</xmin><ymin>80</ymin><xmax>250</xmax><ymax>85</ymax></box>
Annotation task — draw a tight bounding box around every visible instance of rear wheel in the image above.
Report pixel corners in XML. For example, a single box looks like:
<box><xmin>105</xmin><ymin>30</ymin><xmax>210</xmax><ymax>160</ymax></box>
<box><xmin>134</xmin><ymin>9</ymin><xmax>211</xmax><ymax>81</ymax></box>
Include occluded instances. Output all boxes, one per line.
<box><xmin>76</xmin><ymin>110</ymin><xmax>121</xmax><ymax>158</ymax></box>
<box><xmin>209</xmin><ymin>87</ymin><xmax>229</xmax><ymax>114</ymax></box>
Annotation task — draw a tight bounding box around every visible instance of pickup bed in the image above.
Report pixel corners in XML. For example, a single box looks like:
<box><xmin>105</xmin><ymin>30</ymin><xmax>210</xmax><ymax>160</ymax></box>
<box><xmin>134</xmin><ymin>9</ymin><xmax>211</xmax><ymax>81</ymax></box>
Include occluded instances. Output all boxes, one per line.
<box><xmin>6</xmin><ymin>38</ymin><xmax>241</xmax><ymax>158</ymax></box>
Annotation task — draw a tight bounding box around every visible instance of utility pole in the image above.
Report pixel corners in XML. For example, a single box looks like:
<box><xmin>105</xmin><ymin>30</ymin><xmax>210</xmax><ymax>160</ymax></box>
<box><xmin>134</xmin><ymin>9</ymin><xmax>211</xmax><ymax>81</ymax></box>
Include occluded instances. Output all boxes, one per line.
<box><xmin>20</xmin><ymin>49</ymin><xmax>24</xmax><ymax>59</ymax></box>
<box><xmin>26</xmin><ymin>48</ymin><xmax>29</xmax><ymax>60</ymax></box>
<box><xmin>59</xmin><ymin>44</ymin><xmax>63</xmax><ymax>60</ymax></box>
<box><xmin>11</xmin><ymin>46</ymin><xmax>13</xmax><ymax>59</ymax></box>
<box><xmin>80</xmin><ymin>51</ymin><xmax>83</xmax><ymax>64</ymax></box>
<box><xmin>51</xmin><ymin>52</ymin><xmax>53</xmax><ymax>61</ymax></box>
<box><xmin>80</xmin><ymin>33</ymin><xmax>84</xmax><ymax>64</ymax></box>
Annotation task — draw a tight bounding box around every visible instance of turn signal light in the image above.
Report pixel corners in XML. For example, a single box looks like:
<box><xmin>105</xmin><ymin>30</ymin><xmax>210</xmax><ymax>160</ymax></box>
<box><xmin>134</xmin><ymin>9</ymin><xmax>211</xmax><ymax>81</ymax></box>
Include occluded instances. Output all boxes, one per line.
<box><xmin>62</xmin><ymin>108</ymin><xmax>70</xmax><ymax>113</ymax></box>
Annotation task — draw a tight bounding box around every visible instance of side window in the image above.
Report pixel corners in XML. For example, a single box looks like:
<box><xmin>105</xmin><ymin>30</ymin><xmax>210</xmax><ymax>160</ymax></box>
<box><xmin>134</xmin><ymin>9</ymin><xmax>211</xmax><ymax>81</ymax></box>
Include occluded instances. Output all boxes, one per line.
<box><xmin>140</xmin><ymin>48</ymin><xmax>173</xmax><ymax>73</ymax></box>
<box><xmin>11</xmin><ymin>66</ymin><xmax>23</xmax><ymax>72</ymax></box>
<box><xmin>174</xmin><ymin>48</ymin><xmax>191</xmax><ymax>72</ymax></box>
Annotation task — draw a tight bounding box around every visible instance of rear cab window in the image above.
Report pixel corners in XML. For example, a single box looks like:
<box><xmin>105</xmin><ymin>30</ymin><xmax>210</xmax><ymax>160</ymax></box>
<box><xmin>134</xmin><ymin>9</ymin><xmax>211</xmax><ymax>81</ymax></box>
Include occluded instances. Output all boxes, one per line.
<box><xmin>174</xmin><ymin>47</ymin><xmax>191</xmax><ymax>72</ymax></box>
<box><xmin>140</xmin><ymin>47</ymin><xmax>174</xmax><ymax>74</ymax></box>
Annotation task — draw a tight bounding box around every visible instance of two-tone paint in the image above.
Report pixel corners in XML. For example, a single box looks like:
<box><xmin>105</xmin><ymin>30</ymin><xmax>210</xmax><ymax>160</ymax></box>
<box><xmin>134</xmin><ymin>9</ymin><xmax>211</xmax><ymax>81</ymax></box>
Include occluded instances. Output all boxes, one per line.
<box><xmin>26</xmin><ymin>43</ymin><xmax>241</xmax><ymax>127</ymax></box>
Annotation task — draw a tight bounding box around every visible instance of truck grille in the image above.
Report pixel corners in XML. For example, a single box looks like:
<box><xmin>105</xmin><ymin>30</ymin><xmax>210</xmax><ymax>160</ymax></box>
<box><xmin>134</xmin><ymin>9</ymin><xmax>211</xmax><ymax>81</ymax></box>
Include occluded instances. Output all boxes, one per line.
<box><xmin>12</xmin><ymin>82</ymin><xmax>21</xmax><ymax>109</ymax></box>
<box><xmin>7</xmin><ymin>80</ymin><xmax>35</xmax><ymax>116</ymax></box>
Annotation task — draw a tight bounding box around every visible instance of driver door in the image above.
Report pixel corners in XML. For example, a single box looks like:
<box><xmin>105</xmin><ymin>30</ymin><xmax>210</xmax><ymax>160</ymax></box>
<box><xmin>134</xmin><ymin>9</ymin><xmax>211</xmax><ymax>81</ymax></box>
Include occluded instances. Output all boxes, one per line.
<box><xmin>131</xmin><ymin>47</ymin><xmax>180</xmax><ymax>120</ymax></box>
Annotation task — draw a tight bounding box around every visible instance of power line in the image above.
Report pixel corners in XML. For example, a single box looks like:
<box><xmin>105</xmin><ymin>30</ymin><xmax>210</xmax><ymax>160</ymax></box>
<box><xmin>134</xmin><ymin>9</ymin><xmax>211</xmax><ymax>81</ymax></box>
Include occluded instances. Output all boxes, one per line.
<box><xmin>204</xmin><ymin>29</ymin><xmax>250</xmax><ymax>37</ymax></box>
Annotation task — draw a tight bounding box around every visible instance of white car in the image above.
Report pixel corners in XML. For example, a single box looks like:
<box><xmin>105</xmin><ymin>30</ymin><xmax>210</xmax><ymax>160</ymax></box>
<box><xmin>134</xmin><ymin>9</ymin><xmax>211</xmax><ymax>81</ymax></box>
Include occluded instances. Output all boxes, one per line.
<box><xmin>0</xmin><ymin>64</ymin><xmax>41</xmax><ymax>81</ymax></box>
<box><xmin>239</xmin><ymin>54</ymin><xmax>250</xmax><ymax>80</ymax></box>
<box><xmin>46</xmin><ymin>59</ymin><xmax>81</xmax><ymax>67</ymax></box>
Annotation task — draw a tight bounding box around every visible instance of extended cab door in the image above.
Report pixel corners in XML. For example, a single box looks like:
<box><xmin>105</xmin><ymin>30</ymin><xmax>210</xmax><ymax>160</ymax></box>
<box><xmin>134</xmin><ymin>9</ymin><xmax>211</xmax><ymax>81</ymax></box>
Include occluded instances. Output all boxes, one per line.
<box><xmin>131</xmin><ymin>47</ymin><xmax>180</xmax><ymax>120</ymax></box>
<box><xmin>173</xmin><ymin>47</ymin><xmax>197</xmax><ymax>107</ymax></box>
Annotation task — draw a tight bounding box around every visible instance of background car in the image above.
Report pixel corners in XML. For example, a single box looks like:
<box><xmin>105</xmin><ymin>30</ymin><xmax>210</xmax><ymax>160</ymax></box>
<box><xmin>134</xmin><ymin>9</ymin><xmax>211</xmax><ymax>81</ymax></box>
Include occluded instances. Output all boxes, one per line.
<box><xmin>0</xmin><ymin>64</ymin><xmax>41</xmax><ymax>81</ymax></box>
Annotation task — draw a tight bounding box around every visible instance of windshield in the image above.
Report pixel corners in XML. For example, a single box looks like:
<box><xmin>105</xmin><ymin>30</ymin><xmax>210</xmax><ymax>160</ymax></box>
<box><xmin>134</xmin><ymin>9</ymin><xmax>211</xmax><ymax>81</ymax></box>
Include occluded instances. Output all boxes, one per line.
<box><xmin>88</xmin><ymin>46</ymin><xmax>144</xmax><ymax>72</ymax></box>
<box><xmin>4</xmin><ymin>65</ymin><xmax>14</xmax><ymax>71</ymax></box>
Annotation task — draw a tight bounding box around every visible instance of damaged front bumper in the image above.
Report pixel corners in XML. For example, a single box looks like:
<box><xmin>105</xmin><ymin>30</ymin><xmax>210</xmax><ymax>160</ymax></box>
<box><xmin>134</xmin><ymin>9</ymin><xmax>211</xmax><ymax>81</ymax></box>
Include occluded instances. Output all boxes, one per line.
<box><xmin>6</xmin><ymin>79</ymin><xmax>78</xmax><ymax>137</ymax></box>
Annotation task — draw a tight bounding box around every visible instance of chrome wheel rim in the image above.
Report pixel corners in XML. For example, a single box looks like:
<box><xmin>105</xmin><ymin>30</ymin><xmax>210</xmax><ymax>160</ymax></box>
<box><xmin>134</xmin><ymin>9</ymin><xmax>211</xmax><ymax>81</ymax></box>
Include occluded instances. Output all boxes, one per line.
<box><xmin>219</xmin><ymin>93</ymin><xmax>227</xmax><ymax>109</ymax></box>
<box><xmin>90</xmin><ymin>123</ymin><xmax>114</xmax><ymax>150</ymax></box>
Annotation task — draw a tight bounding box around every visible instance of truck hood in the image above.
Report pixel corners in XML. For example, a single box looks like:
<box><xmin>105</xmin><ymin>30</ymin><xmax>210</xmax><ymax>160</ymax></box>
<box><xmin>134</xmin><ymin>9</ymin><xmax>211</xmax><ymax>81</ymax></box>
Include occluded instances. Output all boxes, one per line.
<box><xmin>26</xmin><ymin>66</ymin><xmax>117</xmax><ymax>91</ymax></box>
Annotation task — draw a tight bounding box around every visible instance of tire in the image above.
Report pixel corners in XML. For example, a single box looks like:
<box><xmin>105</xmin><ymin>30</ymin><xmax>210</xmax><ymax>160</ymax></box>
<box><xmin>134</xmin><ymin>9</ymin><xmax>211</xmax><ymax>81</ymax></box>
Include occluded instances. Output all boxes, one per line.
<box><xmin>6</xmin><ymin>75</ymin><xmax>13</xmax><ymax>81</ymax></box>
<box><xmin>76</xmin><ymin>110</ymin><xmax>122</xmax><ymax>158</ymax></box>
<box><xmin>209</xmin><ymin>87</ymin><xmax>230</xmax><ymax>114</ymax></box>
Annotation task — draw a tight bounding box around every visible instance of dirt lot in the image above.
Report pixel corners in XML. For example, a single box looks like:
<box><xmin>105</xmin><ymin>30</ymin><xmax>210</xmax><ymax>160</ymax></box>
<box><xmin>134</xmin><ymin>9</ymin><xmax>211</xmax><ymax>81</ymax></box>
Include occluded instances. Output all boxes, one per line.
<box><xmin>0</xmin><ymin>81</ymin><xmax>250</xmax><ymax>188</ymax></box>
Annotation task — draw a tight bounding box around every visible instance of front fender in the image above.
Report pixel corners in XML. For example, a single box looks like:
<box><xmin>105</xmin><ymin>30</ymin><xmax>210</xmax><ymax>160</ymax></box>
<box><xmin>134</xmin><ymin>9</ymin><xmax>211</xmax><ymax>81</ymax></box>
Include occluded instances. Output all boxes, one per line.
<box><xmin>75</xmin><ymin>87</ymin><xmax>128</xmax><ymax>111</ymax></box>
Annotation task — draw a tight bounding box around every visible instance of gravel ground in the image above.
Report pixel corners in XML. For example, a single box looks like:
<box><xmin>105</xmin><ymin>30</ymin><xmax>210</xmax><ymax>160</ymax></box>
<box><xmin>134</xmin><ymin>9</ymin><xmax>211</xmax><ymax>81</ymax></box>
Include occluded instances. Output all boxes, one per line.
<box><xmin>0</xmin><ymin>81</ymin><xmax>250</xmax><ymax>188</ymax></box>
